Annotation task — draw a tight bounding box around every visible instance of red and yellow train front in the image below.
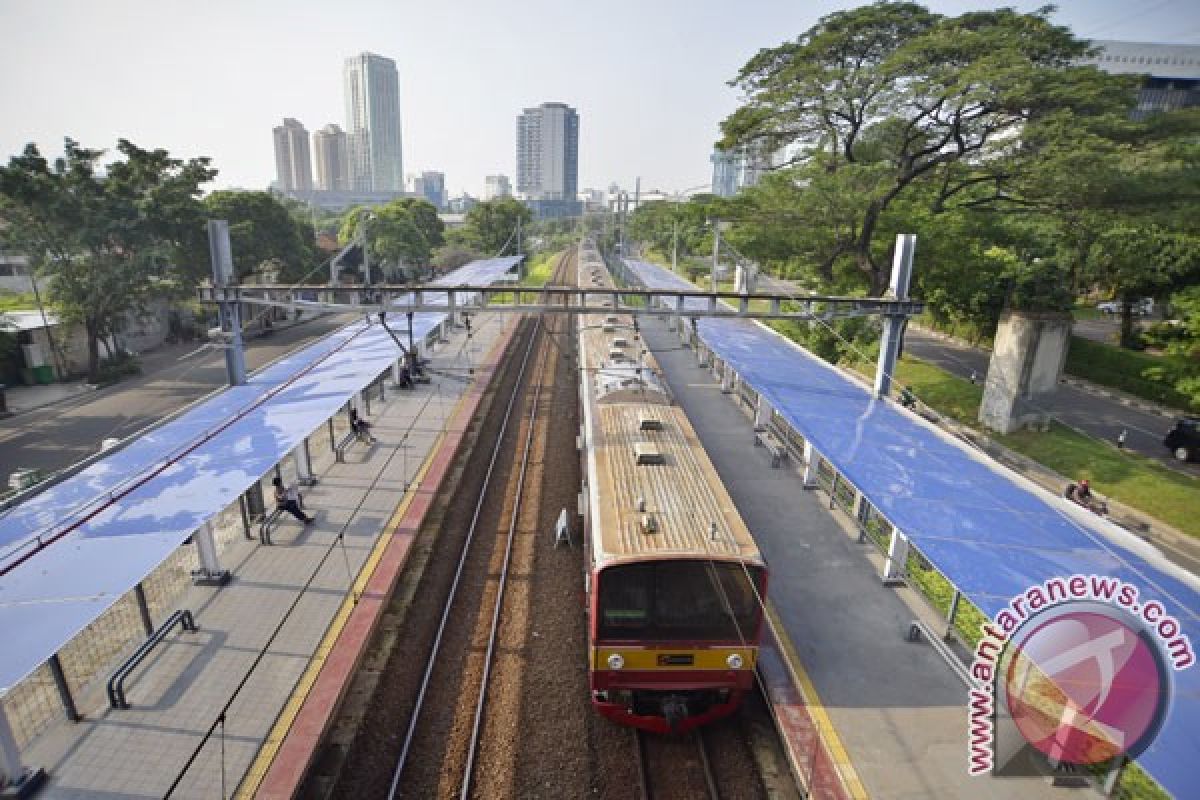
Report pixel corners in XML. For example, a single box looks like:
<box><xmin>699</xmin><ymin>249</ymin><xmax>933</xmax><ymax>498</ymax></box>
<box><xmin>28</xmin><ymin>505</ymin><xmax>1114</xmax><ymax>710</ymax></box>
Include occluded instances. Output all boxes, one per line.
<box><xmin>589</xmin><ymin>558</ymin><xmax>767</xmax><ymax>734</ymax></box>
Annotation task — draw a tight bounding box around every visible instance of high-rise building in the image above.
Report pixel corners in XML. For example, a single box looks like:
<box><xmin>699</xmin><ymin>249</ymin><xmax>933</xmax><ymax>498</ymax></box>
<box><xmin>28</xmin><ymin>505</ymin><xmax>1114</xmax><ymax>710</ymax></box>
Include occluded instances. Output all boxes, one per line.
<box><xmin>484</xmin><ymin>174</ymin><xmax>512</xmax><ymax>201</ymax></box>
<box><xmin>273</xmin><ymin>118</ymin><xmax>313</xmax><ymax>193</ymax></box>
<box><xmin>1077</xmin><ymin>40</ymin><xmax>1200</xmax><ymax>118</ymax></box>
<box><xmin>711</xmin><ymin>143</ymin><xmax>778</xmax><ymax>197</ymax></box>
<box><xmin>516</xmin><ymin>102</ymin><xmax>580</xmax><ymax>218</ymax></box>
<box><xmin>414</xmin><ymin>171</ymin><xmax>446</xmax><ymax>209</ymax></box>
<box><xmin>344</xmin><ymin>52</ymin><xmax>404</xmax><ymax>191</ymax></box>
<box><xmin>312</xmin><ymin>124</ymin><xmax>349</xmax><ymax>191</ymax></box>
<box><xmin>710</xmin><ymin>149</ymin><xmax>739</xmax><ymax>198</ymax></box>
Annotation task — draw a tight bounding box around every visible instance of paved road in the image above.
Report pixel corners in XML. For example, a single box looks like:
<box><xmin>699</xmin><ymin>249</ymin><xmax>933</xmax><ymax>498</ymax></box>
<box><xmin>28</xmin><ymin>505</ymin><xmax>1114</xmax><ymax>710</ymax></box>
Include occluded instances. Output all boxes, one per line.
<box><xmin>0</xmin><ymin>313</ymin><xmax>356</xmax><ymax>475</ymax></box>
<box><xmin>901</xmin><ymin>327</ymin><xmax>1199</xmax><ymax>476</ymax></box>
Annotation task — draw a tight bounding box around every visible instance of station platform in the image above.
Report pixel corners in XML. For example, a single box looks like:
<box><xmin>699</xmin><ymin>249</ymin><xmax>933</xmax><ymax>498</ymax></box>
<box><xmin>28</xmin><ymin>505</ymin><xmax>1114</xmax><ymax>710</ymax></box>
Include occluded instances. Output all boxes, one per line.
<box><xmin>19</xmin><ymin>314</ymin><xmax>514</xmax><ymax>799</ymax></box>
<box><xmin>640</xmin><ymin>317</ymin><xmax>1098</xmax><ymax>800</ymax></box>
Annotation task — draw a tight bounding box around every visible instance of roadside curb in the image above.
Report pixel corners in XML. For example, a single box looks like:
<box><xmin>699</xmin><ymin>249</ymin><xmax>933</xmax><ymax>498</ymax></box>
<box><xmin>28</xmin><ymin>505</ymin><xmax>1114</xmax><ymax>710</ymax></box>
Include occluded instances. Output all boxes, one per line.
<box><xmin>909</xmin><ymin>322</ymin><xmax>1186</xmax><ymax>421</ymax></box>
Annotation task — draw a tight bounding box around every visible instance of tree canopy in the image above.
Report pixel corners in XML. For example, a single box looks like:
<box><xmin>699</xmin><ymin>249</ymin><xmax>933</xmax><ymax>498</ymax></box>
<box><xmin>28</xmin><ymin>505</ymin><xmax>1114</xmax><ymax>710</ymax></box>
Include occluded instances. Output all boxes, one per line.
<box><xmin>720</xmin><ymin>2</ymin><xmax>1133</xmax><ymax>294</ymax></box>
<box><xmin>339</xmin><ymin>197</ymin><xmax>445</xmax><ymax>276</ymax></box>
<box><xmin>0</xmin><ymin>138</ymin><xmax>214</xmax><ymax>380</ymax></box>
<box><xmin>203</xmin><ymin>190</ymin><xmax>316</xmax><ymax>283</ymax></box>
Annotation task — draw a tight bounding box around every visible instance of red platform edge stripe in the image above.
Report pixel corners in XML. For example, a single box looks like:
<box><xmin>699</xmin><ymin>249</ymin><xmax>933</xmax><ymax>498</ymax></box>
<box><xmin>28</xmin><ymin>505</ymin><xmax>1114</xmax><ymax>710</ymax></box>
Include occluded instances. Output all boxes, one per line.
<box><xmin>758</xmin><ymin>627</ymin><xmax>853</xmax><ymax>800</ymax></box>
<box><xmin>256</xmin><ymin>321</ymin><xmax>519</xmax><ymax>799</ymax></box>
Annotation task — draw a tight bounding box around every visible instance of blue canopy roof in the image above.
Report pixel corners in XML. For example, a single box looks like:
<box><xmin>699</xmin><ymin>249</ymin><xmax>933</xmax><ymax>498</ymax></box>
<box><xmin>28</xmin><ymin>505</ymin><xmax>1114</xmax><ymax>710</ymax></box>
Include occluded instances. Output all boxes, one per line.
<box><xmin>624</xmin><ymin>258</ymin><xmax>1200</xmax><ymax>799</ymax></box>
<box><xmin>0</xmin><ymin>257</ymin><xmax>520</xmax><ymax>695</ymax></box>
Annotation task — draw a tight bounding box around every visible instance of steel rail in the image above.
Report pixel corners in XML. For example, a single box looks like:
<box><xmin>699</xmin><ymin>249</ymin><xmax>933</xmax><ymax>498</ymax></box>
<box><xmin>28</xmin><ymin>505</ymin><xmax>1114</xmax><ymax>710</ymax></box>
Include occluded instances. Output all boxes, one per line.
<box><xmin>386</xmin><ymin>315</ymin><xmax>542</xmax><ymax>800</ymax></box>
<box><xmin>696</xmin><ymin>729</ymin><xmax>721</xmax><ymax>800</ymax></box>
<box><xmin>459</xmin><ymin>249</ymin><xmax>573</xmax><ymax>799</ymax></box>
<box><xmin>634</xmin><ymin>729</ymin><xmax>651</xmax><ymax>800</ymax></box>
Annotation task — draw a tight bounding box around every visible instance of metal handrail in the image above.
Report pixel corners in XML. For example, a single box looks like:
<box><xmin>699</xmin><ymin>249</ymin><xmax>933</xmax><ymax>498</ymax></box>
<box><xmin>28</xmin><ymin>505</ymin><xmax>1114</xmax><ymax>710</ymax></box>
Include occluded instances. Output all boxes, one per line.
<box><xmin>107</xmin><ymin>609</ymin><xmax>198</xmax><ymax>709</ymax></box>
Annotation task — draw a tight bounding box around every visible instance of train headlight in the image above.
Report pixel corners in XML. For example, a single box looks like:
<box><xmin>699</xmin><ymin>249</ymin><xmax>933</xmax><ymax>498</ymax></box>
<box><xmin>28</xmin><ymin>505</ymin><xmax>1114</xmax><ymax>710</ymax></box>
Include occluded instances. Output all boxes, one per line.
<box><xmin>726</xmin><ymin>653</ymin><xmax>744</xmax><ymax>670</ymax></box>
<box><xmin>607</xmin><ymin>653</ymin><xmax>625</xmax><ymax>670</ymax></box>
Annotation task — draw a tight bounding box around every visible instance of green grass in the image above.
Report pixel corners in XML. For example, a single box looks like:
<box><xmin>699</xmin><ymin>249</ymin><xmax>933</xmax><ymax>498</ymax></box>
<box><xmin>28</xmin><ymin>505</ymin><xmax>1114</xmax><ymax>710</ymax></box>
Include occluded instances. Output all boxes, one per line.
<box><xmin>0</xmin><ymin>292</ymin><xmax>38</xmax><ymax>312</ymax></box>
<box><xmin>848</xmin><ymin>355</ymin><xmax>1200</xmax><ymax>540</ymax></box>
<box><xmin>522</xmin><ymin>250</ymin><xmax>559</xmax><ymax>287</ymax></box>
<box><xmin>905</xmin><ymin>552</ymin><xmax>989</xmax><ymax>648</ymax></box>
<box><xmin>884</xmin><ymin>358</ymin><xmax>985</xmax><ymax>427</ymax></box>
<box><xmin>999</xmin><ymin>423</ymin><xmax>1200</xmax><ymax>538</ymax></box>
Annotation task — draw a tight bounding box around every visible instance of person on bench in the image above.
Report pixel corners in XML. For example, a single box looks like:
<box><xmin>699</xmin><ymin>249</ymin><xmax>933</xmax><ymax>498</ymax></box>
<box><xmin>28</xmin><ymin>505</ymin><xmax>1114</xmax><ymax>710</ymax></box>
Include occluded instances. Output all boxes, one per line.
<box><xmin>349</xmin><ymin>408</ymin><xmax>377</xmax><ymax>443</ymax></box>
<box><xmin>273</xmin><ymin>476</ymin><xmax>314</xmax><ymax>524</ymax></box>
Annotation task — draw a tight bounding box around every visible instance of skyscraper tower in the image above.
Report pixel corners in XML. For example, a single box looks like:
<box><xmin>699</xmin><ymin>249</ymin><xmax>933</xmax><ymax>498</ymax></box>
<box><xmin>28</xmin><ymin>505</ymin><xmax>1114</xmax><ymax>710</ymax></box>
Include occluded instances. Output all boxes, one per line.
<box><xmin>516</xmin><ymin>102</ymin><xmax>579</xmax><ymax>217</ymax></box>
<box><xmin>344</xmin><ymin>52</ymin><xmax>404</xmax><ymax>192</ymax></box>
<box><xmin>312</xmin><ymin>124</ymin><xmax>349</xmax><ymax>191</ymax></box>
<box><xmin>272</xmin><ymin>118</ymin><xmax>313</xmax><ymax>193</ymax></box>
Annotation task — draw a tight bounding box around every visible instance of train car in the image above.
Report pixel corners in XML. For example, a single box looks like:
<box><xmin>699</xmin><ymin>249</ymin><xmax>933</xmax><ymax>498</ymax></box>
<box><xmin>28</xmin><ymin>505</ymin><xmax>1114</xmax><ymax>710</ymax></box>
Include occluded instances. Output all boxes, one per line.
<box><xmin>575</xmin><ymin>240</ymin><xmax>768</xmax><ymax>734</ymax></box>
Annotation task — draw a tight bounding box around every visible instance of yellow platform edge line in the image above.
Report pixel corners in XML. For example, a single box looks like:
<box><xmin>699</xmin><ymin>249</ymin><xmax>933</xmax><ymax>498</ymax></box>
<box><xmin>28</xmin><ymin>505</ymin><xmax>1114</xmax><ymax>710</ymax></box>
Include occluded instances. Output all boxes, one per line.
<box><xmin>235</xmin><ymin>430</ymin><xmax>447</xmax><ymax>799</ymax></box>
<box><xmin>236</xmin><ymin>319</ymin><xmax>520</xmax><ymax>798</ymax></box>
<box><xmin>766</xmin><ymin>603</ymin><xmax>870</xmax><ymax>800</ymax></box>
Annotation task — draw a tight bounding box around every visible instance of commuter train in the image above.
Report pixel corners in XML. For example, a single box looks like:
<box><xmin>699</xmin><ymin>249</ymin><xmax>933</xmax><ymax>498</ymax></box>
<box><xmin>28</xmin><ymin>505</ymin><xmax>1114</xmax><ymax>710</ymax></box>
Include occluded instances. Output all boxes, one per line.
<box><xmin>575</xmin><ymin>240</ymin><xmax>768</xmax><ymax>734</ymax></box>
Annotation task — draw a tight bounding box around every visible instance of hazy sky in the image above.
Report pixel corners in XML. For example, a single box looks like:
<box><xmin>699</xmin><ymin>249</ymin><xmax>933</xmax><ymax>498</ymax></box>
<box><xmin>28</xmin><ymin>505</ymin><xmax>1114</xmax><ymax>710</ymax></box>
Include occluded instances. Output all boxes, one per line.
<box><xmin>2</xmin><ymin>0</ymin><xmax>1198</xmax><ymax>198</ymax></box>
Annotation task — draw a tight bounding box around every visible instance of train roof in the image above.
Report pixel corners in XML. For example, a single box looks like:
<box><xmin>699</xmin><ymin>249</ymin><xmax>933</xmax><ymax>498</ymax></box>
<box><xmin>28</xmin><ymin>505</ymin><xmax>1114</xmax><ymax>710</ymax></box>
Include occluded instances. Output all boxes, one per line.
<box><xmin>576</xmin><ymin>245</ymin><xmax>763</xmax><ymax>569</ymax></box>
<box><xmin>588</xmin><ymin>402</ymin><xmax>763</xmax><ymax>566</ymax></box>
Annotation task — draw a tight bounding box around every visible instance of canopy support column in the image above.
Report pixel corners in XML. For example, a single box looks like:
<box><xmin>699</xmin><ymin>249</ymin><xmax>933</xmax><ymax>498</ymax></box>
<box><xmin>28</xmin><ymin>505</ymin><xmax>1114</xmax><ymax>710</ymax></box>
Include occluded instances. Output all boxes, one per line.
<box><xmin>883</xmin><ymin>528</ymin><xmax>910</xmax><ymax>586</ymax></box>
<box><xmin>0</xmin><ymin>703</ymin><xmax>44</xmax><ymax>795</ymax></box>
<box><xmin>801</xmin><ymin>442</ymin><xmax>817</xmax><ymax>489</ymax></box>
<box><xmin>875</xmin><ymin>234</ymin><xmax>915</xmax><ymax>398</ymax></box>
<box><xmin>293</xmin><ymin>440</ymin><xmax>316</xmax><ymax>487</ymax></box>
<box><xmin>753</xmin><ymin>396</ymin><xmax>770</xmax><ymax>432</ymax></box>
<box><xmin>192</xmin><ymin>520</ymin><xmax>230</xmax><ymax>586</ymax></box>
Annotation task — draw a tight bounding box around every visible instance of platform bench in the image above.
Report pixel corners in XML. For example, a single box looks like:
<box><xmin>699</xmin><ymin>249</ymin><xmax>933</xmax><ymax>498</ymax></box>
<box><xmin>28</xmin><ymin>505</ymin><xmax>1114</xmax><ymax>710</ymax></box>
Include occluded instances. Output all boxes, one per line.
<box><xmin>754</xmin><ymin>430</ymin><xmax>788</xmax><ymax>468</ymax></box>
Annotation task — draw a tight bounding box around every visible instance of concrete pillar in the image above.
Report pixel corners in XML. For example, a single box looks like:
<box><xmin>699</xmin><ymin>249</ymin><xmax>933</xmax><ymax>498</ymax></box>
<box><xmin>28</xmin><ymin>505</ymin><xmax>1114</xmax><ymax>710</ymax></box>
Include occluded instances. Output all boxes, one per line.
<box><xmin>293</xmin><ymin>440</ymin><xmax>316</xmax><ymax>486</ymax></box>
<box><xmin>802</xmin><ymin>442</ymin><xmax>817</xmax><ymax>488</ymax></box>
<box><xmin>979</xmin><ymin>311</ymin><xmax>1073</xmax><ymax>434</ymax></box>
<box><xmin>667</xmin><ymin>314</ymin><xmax>677</xmax><ymax>332</ymax></box>
<box><xmin>720</xmin><ymin>364</ymin><xmax>732</xmax><ymax>394</ymax></box>
<box><xmin>883</xmin><ymin>529</ymin><xmax>910</xmax><ymax>584</ymax></box>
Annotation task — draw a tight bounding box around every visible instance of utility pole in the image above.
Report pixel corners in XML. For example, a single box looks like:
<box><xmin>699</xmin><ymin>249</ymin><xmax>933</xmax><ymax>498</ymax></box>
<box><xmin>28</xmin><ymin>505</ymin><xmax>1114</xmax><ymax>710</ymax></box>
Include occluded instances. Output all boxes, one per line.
<box><xmin>360</xmin><ymin>215</ymin><xmax>371</xmax><ymax>285</ymax></box>
<box><xmin>516</xmin><ymin>214</ymin><xmax>522</xmax><ymax>257</ymax></box>
<box><xmin>874</xmin><ymin>234</ymin><xmax>916</xmax><ymax>398</ymax></box>
<box><xmin>710</xmin><ymin>216</ymin><xmax>721</xmax><ymax>293</ymax></box>
<box><xmin>208</xmin><ymin>220</ymin><xmax>246</xmax><ymax>386</ymax></box>
<box><xmin>672</xmin><ymin>219</ymin><xmax>679</xmax><ymax>274</ymax></box>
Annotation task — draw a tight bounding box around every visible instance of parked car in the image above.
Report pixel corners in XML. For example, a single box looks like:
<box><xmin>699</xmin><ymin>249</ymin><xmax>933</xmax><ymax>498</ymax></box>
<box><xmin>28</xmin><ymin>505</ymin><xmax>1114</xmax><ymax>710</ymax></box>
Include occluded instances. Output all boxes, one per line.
<box><xmin>1097</xmin><ymin>298</ymin><xmax>1154</xmax><ymax>316</ymax></box>
<box><xmin>1164</xmin><ymin>418</ymin><xmax>1200</xmax><ymax>462</ymax></box>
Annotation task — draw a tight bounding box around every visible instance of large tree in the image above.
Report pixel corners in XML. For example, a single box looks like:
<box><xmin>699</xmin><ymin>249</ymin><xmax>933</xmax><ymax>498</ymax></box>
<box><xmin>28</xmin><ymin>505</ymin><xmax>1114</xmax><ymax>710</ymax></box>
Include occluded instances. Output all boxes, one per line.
<box><xmin>463</xmin><ymin>196</ymin><xmax>532</xmax><ymax>256</ymax></box>
<box><xmin>339</xmin><ymin>197</ymin><xmax>445</xmax><ymax>274</ymax></box>
<box><xmin>204</xmin><ymin>190</ymin><xmax>316</xmax><ymax>283</ymax></box>
<box><xmin>720</xmin><ymin>2</ymin><xmax>1125</xmax><ymax>295</ymax></box>
<box><xmin>0</xmin><ymin>139</ymin><xmax>213</xmax><ymax>381</ymax></box>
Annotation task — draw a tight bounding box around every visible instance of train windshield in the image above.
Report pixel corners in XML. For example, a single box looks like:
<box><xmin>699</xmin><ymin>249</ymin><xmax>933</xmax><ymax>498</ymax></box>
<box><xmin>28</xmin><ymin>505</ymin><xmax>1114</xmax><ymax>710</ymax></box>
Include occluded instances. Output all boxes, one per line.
<box><xmin>597</xmin><ymin>560</ymin><xmax>764</xmax><ymax>642</ymax></box>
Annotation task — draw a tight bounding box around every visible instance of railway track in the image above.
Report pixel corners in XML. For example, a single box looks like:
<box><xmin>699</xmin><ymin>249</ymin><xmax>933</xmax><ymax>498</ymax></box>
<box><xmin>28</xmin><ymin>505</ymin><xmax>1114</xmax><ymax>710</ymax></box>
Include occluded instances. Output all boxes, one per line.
<box><xmin>634</xmin><ymin>729</ymin><xmax>721</xmax><ymax>800</ymax></box>
<box><xmin>315</xmin><ymin>246</ymin><xmax>791</xmax><ymax>799</ymax></box>
<box><xmin>385</xmin><ymin>249</ymin><xmax>577</xmax><ymax>799</ymax></box>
